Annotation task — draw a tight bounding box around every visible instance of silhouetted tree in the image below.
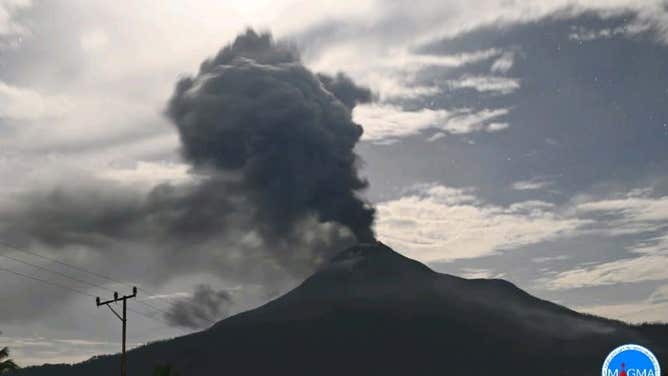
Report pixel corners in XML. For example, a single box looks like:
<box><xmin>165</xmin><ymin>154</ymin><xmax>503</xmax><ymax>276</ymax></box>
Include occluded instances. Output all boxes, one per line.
<box><xmin>0</xmin><ymin>347</ymin><xmax>19</xmax><ymax>374</ymax></box>
<box><xmin>152</xmin><ymin>364</ymin><xmax>178</xmax><ymax>376</ymax></box>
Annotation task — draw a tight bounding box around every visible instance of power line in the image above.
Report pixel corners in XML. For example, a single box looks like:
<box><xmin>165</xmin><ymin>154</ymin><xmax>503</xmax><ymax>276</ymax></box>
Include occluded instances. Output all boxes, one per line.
<box><xmin>0</xmin><ymin>240</ymin><xmax>217</xmax><ymax>326</ymax></box>
<box><xmin>0</xmin><ymin>241</ymin><xmax>176</xmax><ymax>316</ymax></box>
<box><xmin>0</xmin><ymin>250</ymin><xmax>173</xmax><ymax>318</ymax></box>
<box><xmin>0</xmin><ymin>266</ymin><xmax>172</xmax><ymax>328</ymax></box>
<box><xmin>0</xmin><ymin>266</ymin><xmax>97</xmax><ymax>298</ymax></box>
<box><xmin>0</xmin><ymin>252</ymin><xmax>117</xmax><ymax>294</ymax></box>
<box><xmin>0</xmin><ymin>240</ymin><xmax>120</xmax><ymax>285</ymax></box>
<box><xmin>0</xmin><ymin>240</ymin><xmax>176</xmax><ymax>308</ymax></box>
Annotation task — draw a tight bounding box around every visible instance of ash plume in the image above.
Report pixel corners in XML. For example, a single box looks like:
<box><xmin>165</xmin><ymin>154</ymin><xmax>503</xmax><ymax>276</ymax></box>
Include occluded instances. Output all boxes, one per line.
<box><xmin>166</xmin><ymin>29</ymin><xmax>375</xmax><ymax>242</ymax></box>
<box><xmin>164</xmin><ymin>284</ymin><xmax>232</xmax><ymax>329</ymax></box>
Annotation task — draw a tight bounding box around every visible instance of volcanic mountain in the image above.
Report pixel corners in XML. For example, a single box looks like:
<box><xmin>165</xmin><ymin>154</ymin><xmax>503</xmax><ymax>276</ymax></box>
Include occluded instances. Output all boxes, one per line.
<box><xmin>15</xmin><ymin>242</ymin><xmax>667</xmax><ymax>375</ymax></box>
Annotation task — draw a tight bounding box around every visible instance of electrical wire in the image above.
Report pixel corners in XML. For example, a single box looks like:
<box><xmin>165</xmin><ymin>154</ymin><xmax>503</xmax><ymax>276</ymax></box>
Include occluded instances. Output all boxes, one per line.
<box><xmin>0</xmin><ymin>265</ymin><xmax>180</xmax><ymax>330</ymax></box>
<box><xmin>0</xmin><ymin>240</ymin><xmax>216</xmax><ymax>325</ymax></box>
<box><xmin>0</xmin><ymin>252</ymin><xmax>117</xmax><ymax>293</ymax></box>
<box><xmin>0</xmin><ymin>250</ymin><xmax>175</xmax><ymax>318</ymax></box>
<box><xmin>0</xmin><ymin>266</ymin><xmax>97</xmax><ymax>298</ymax></box>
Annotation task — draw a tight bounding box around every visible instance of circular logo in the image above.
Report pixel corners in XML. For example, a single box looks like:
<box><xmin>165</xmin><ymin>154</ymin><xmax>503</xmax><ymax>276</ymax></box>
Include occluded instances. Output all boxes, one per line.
<box><xmin>602</xmin><ymin>344</ymin><xmax>661</xmax><ymax>376</ymax></box>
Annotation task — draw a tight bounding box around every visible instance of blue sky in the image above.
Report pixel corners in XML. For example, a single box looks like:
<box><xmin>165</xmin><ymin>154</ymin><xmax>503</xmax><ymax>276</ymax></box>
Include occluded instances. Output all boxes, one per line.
<box><xmin>0</xmin><ymin>0</ymin><xmax>667</xmax><ymax>366</ymax></box>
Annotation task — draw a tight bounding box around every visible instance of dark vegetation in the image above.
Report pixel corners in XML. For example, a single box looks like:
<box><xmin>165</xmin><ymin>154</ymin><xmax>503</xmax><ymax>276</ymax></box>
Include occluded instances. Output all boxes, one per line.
<box><xmin>0</xmin><ymin>347</ymin><xmax>19</xmax><ymax>374</ymax></box>
<box><xmin>152</xmin><ymin>365</ymin><xmax>178</xmax><ymax>376</ymax></box>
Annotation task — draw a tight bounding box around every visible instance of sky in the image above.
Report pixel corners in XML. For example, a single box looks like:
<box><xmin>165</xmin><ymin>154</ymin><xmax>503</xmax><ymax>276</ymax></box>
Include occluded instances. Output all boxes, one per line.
<box><xmin>0</xmin><ymin>0</ymin><xmax>667</xmax><ymax>366</ymax></box>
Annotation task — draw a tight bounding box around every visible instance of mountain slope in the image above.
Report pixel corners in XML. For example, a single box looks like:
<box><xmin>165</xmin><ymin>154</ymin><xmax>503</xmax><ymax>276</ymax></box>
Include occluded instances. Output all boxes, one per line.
<box><xmin>15</xmin><ymin>242</ymin><xmax>667</xmax><ymax>375</ymax></box>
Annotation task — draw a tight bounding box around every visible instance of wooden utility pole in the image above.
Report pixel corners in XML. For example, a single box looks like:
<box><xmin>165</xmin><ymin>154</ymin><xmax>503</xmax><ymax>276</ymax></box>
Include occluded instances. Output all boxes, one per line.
<box><xmin>96</xmin><ymin>287</ymin><xmax>137</xmax><ymax>376</ymax></box>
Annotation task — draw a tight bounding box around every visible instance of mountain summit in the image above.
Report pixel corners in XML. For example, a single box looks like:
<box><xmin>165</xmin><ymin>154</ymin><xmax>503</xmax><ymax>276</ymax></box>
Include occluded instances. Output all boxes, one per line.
<box><xmin>16</xmin><ymin>242</ymin><xmax>667</xmax><ymax>376</ymax></box>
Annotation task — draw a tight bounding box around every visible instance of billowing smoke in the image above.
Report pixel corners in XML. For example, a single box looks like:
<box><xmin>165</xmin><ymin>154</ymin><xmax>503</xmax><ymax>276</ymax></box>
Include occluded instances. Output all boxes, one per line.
<box><xmin>166</xmin><ymin>29</ymin><xmax>375</xmax><ymax>242</ymax></box>
<box><xmin>0</xmin><ymin>29</ymin><xmax>375</xmax><ymax>325</ymax></box>
<box><xmin>164</xmin><ymin>285</ymin><xmax>232</xmax><ymax>329</ymax></box>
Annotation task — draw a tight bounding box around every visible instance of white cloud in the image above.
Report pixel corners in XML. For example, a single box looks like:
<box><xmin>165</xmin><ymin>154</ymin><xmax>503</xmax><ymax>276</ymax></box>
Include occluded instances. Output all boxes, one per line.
<box><xmin>312</xmin><ymin>46</ymin><xmax>503</xmax><ymax>100</ymax></box>
<box><xmin>576</xmin><ymin>192</ymin><xmax>668</xmax><ymax>225</ymax></box>
<box><xmin>446</xmin><ymin>75</ymin><xmax>520</xmax><ymax>94</ymax></box>
<box><xmin>80</xmin><ymin>29</ymin><xmax>109</xmax><ymax>52</ymax></box>
<box><xmin>545</xmin><ymin>255</ymin><xmax>668</xmax><ymax>290</ymax></box>
<box><xmin>385</xmin><ymin>49</ymin><xmax>503</xmax><ymax>72</ymax></box>
<box><xmin>568</xmin><ymin>22</ymin><xmax>653</xmax><ymax>42</ymax></box>
<box><xmin>355</xmin><ymin>104</ymin><xmax>449</xmax><ymax>142</ymax></box>
<box><xmin>355</xmin><ymin>105</ymin><xmax>510</xmax><ymax>142</ymax></box>
<box><xmin>649</xmin><ymin>284</ymin><xmax>668</xmax><ymax>304</ymax></box>
<box><xmin>631</xmin><ymin>233</ymin><xmax>668</xmax><ymax>255</ymax></box>
<box><xmin>365</xmin><ymin>74</ymin><xmax>439</xmax><ymax>100</ymax></box>
<box><xmin>0</xmin><ymin>82</ymin><xmax>72</xmax><ymax>120</ymax></box>
<box><xmin>541</xmin><ymin>189</ymin><xmax>668</xmax><ymax>290</ymax></box>
<box><xmin>486</xmin><ymin>122</ymin><xmax>510</xmax><ymax>132</ymax></box>
<box><xmin>570</xmin><ymin>190</ymin><xmax>668</xmax><ymax>240</ymax></box>
<box><xmin>532</xmin><ymin>254</ymin><xmax>571</xmax><ymax>263</ymax></box>
<box><xmin>576</xmin><ymin>300</ymin><xmax>668</xmax><ymax>324</ymax></box>
<box><xmin>96</xmin><ymin>161</ymin><xmax>191</xmax><ymax>187</ymax></box>
<box><xmin>376</xmin><ymin>183</ymin><xmax>668</xmax><ymax>291</ymax></box>
<box><xmin>459</xmin><ymin>267</ymin><xmax>505</xmax><ymax>279</ymax></box>
<box><xmin>442</xmin><ymin>108</ymin><xmax>510</xmax><ymax>134</ymax></box>
<box><xmin>576</xmin><ymin>284</ymin><xmax>668</xmax><ymax>324</ymax></box>
<box><xmin>491</xmin><ymin>51</ymin><xmax>515</xmax><ymax>73</ymax></box>
<box><xmin>375</xmin><ymin>184</ymin><xmax>587</xmax><ymax>262</ymax></box>
<box><xmin>400</xmin><ymin>0</ymin><xmax>668</xmax><ymax>44</ymax></box>
<box><xmin>305</xmin><ymin>0</ymin><xmax>668</xmax><ymax>106</ymax></box>
<box><xmin>512</xmin><ymin>178</ymin><xmax>554</xmax><ymax>191</ymax></box>
<box><xmin>140</xmin><ymin>292</ymin><xmax>191</xmax><ymax>301</ymax></box>
<box><xmin>0</xmin><ymin>0</ymin><xmax>30</xmax><ymax>39</ymax></box>
<box><xmin>426</xmin><ymin>132</ymin><xmax>446</xmax><ymax>142</ymax></box>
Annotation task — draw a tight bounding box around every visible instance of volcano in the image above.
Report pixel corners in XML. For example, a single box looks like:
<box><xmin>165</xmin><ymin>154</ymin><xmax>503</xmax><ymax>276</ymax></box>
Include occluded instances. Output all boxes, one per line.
<box><xmin>15</xmin><ymin>242</ymin><xmax>667</xmax><ymax>375</ymax></box>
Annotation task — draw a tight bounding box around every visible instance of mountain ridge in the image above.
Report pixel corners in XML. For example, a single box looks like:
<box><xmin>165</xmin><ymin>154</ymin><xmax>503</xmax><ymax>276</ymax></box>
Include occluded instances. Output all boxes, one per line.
<box><xmin>14</xmin><ymin>242</ymin><xmax>667</xmax><ymax>376</ymax></box>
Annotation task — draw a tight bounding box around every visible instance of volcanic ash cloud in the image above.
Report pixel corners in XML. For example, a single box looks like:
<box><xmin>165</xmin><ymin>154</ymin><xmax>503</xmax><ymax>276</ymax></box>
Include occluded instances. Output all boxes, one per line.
<box><xmin>166</xmin><ymin>29</ymin><xmax>376</xmax><ymax>243</ymax></box>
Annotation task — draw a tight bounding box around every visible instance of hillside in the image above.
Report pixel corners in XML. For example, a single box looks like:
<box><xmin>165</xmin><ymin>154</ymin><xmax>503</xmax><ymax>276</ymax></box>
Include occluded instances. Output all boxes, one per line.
<box><xmin>14</xmin><ymin>242</ymin><xmax>667</xmax><ymax>375</ymax></box>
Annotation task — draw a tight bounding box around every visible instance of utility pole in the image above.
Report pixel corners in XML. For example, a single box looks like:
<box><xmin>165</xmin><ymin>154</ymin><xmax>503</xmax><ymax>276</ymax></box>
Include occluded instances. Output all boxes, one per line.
<box><xmin>96</xmin><ymin>287</ymin><xmax>137</xmax><ymax>376</ymax></box>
